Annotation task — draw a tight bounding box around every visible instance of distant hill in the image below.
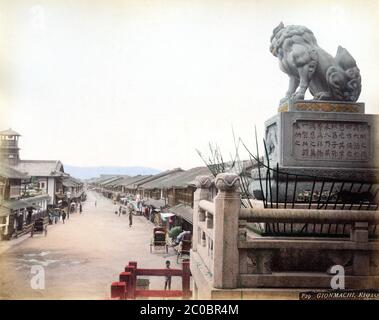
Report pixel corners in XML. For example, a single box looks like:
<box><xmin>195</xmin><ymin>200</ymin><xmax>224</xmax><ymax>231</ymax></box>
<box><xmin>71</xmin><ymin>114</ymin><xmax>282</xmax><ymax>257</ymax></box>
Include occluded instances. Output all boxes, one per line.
<box><xmin>64</xmin><ymin>165</ymin><xmax>162</xmax><ymax>180</ymax></box>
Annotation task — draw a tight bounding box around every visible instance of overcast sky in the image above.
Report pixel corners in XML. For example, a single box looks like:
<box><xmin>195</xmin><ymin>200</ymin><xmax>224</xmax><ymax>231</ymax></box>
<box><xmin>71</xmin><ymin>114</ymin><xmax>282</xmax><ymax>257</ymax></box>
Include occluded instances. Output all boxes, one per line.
<box><xmin>1</xmin><ymin>0</ymin><xmax>379</xmax><ymax>170</ymax></box>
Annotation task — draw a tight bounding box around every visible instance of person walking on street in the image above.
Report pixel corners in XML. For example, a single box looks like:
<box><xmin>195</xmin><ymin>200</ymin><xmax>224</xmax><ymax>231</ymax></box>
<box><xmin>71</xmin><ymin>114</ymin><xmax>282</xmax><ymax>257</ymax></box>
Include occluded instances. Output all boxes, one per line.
<box><xmin>119</xmin><ymin>205</ymin><xmax>122</xmax><ymax>217</ymax></box>
<box><xmin>127</xmin><ymin>203</ymin><xmax>133</xmax><ymax>227</ymax></box>
<box><xmin>79</xmin><ymin>203</ymin><xmax>82</xmax><ymax>214</ymax></box>
<box><xmin>129</xmin><ymin>210</ymin><xmax>133</xmax><ymax>227</ymax></box>
<box><xmin>164</xmin><ymin>260</ymin><xmax>172</xmax><ymax>290</ymax></box>
<box><xmin>62</xmin><ymin>211</ymin><xmax>67</xmax><ymax>224</ymax></box>
<box><xmin>95</xmin><ymin>200</ymin><xmax>97</xmax><ymax>208</ymax></box>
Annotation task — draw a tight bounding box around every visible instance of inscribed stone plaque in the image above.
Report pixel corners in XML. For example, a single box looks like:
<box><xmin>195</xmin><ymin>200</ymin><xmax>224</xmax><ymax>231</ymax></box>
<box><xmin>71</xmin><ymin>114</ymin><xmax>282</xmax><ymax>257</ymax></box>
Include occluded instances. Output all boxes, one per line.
<box><xmin>293</xmin><ymin>120</ymin><xmax>369</xmax><ymax>162</ymax></box>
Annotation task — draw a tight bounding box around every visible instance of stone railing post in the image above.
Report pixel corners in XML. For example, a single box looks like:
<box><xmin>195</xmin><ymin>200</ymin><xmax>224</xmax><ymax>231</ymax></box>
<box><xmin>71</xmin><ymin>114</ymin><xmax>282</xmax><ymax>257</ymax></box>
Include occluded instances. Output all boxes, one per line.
<box><xmin>351</xmin><ymin>222</ymin><xmax>370</xmax><ymax>276</ymax></box>
<box><xmin>192</xmin><ymin>176</ymin><xmax>213</xmax><ymax>252</ymax></box>
<box><xmin>213</xmin><ymin>173</ymin><xmax>240</xmax><ymax>289</ymax></box>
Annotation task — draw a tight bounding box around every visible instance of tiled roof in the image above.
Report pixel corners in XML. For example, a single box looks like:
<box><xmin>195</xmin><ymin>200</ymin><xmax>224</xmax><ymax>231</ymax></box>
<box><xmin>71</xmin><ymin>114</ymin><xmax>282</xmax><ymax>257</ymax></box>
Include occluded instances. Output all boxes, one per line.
<box><xmin>133</xmin><ymin>168</ymin><xmax>183</xmax><ymax>189</ymax></box>
<box><xmin>0</xmin><ymin>128</ymin><xmax>21</xmax><ymax>136</ymax></box>
<box><xmin>140</xmin><ymin>166</ymin><xmax>210</xmax><ymax>189</ymax></box>
<box><xmin>0</xmin><ymin>163</ymin><xmax>29</xmax><ymax>179</ymax></box>
<box><xmin>100</xmin><ymin>176</ymin><xmax>124</xmax><ymax>186</ymax></box>
<box><xmin>92</xmin><ymin>175</ymin><xmax>121</xmax><ymax>184</ymax></box>
<box><xmin>112</xmin><ymin>169</ymin><xmax>183</xmax><ymax>190</ymax></box>
<box><xmin>113</xmin><ymin>175</ymin><xmax>152</xmax><ymax>187</ymax></box>
<box><xmin>62</xmin><ymin>176</ymin><xmax>83</xmax><ymax>187</ymax></box>
<box><xmin>12</xmin><ymin>160</ymin><xmax>65</xmax><ymax>177</ymax></box>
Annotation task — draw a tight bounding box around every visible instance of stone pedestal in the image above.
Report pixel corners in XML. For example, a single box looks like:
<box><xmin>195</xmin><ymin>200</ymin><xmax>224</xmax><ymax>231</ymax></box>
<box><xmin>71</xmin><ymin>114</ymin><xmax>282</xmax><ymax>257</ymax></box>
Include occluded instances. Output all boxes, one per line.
<box><xmin>278</xmin><ymin>100</ymin><xmax>365</xmax><ymax>114</ymax></box>
<box><xmin>250</xmin><ymin>100</ymin><xmax>379</xmax><ymax>203</ymax></box>
<box><xmin>269</xmin><ymin>101</ymin><xmax>379</xmax><ymax>176</ymax></box>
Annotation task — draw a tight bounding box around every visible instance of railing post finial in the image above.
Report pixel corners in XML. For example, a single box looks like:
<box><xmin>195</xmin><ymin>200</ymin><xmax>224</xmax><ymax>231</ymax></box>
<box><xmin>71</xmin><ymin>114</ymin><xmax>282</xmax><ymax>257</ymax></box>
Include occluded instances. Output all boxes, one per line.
<box><xmin>195</xmin><ymin>175</ymin><xmax>213</xmax><ymax>189</ymax></box>
<box><xmin>215</xmin><ymin>173</ymin><xmax>240</xmax><ymax>192</ymax></box>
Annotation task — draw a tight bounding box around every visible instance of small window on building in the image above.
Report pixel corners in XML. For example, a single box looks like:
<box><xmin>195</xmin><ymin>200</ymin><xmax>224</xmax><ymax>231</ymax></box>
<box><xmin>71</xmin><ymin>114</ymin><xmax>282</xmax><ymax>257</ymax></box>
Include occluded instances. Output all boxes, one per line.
<box><xmin>40</xmin><ymin>182</ymin><xmax>45</xmax><ymax>189</ymax></box>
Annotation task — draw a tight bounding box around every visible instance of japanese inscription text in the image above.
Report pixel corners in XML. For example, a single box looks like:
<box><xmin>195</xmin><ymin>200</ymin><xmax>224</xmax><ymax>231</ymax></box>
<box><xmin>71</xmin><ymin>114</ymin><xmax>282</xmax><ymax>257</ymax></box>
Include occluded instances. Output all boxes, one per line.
<box><xmin>293</xmin><ymin>120</ymin><xmax>369</xmax><ymax>161</ymax></box>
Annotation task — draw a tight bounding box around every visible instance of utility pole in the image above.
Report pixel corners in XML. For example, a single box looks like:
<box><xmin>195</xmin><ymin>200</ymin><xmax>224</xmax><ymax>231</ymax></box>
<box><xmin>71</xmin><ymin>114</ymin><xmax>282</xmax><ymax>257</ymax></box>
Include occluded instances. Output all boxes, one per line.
<box><xmin>66</xmin><ymin>191</ymin><xmax>71</xmax><ymax>219</ymax></box>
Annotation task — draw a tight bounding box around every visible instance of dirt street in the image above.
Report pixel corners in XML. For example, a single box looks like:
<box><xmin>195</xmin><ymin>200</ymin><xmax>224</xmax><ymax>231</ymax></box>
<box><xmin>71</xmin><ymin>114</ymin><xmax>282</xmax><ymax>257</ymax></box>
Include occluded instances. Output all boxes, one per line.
<box><xmin>0</xmin><ymin>191</ymin><xmax>184</xmax><ymax>299</ymax></box>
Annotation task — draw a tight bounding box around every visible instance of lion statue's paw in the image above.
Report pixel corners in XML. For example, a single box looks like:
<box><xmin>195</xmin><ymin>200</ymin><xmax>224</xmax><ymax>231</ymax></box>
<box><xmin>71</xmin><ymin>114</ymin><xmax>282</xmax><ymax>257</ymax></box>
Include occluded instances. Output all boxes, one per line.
<box><xmin>290</xmin><ymin>92</ymin><xmax>305</xmax><ymax>101</ymax></box>
<box><xmin>313</xmin><ymin>92</ymin><xmax>332</xmax><ymax>101</ymax></box>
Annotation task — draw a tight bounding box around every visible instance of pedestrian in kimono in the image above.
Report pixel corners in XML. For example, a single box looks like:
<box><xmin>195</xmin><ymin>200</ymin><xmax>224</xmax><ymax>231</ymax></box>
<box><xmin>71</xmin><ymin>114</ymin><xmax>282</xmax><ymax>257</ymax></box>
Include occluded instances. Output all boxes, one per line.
<box><xmin>127</xmin><ymin>203</ymin><xmax>134</xmax><ymax>227</ymax></box>
<box><xmin>164</xmin><ymin>260</ymin><xmax>172</xmax><ymax>290</ymax></box>
<box><xmin>62</xmin><ymin>211</ymin><xmax>67</xmax><ymax>224</ymax></box>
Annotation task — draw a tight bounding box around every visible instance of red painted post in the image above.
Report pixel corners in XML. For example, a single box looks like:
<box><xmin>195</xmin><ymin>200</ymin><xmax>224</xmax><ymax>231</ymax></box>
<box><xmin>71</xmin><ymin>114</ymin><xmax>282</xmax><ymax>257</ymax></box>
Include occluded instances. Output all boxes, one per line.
<box><xmin>125</xmin><ymin>263</ymin><xmax>137</xmax><ymax>299</ymax></box>
<box><xmin>111</xmin><ymin>281</ymin><xmax>126</xmax><ymax>299</ymax></box>
<box><xmin>129</xmin><ymin>261</ymin><xmax>138</xmax><ymax>299</ymax></box>
<box><xmin>115</xmin><ymin>260</ymin><xmax>191</xmax><ymax>299</ymax></box>
<box><xmin>119</xmin><ymin>271</ymin><xmax>131</xmax><ymax>299</ymax></box>
<box><xmin>126</xmin><ymin>276</ymin><xmax>133</xmax><ymax>299</ymax></box>
<box><xmin>182</xmin><ymin>259</ymin><xmax>191</xmax><ymax>299</ymax></box>
<box><xmin>124</xmin><ymin>264</ymin><xmax>134</xmax><ymax>299</ymax></box>
<box><xmin>125</xmin><ymin>261</ymin><xmax>136</xmax><ymax>272</ymax></box>
<box><xmin>119</xmin><ymin>271</ymin><xmax>131</xmax><ymax>283</ymax></box>
<box><xmin>129</xmin><ymin>265</ymin><xmax>137</xmax><ymax>299</ymax></box>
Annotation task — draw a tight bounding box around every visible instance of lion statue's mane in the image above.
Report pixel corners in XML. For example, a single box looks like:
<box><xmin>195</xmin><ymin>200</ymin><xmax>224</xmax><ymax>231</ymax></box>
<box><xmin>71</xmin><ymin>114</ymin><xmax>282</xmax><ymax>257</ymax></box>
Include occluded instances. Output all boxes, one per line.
<box><xmin>270</xmin><ymin>23</ymin><xmax>361</xmax><ymax>103</ymax></box>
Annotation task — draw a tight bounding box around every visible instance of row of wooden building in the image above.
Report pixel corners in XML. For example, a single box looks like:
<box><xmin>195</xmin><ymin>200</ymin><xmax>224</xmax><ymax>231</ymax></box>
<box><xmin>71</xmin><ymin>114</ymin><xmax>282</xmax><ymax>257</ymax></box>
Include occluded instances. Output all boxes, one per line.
<box><xmin>89</xmin><ymin>167</ymin><xmax>213</xmax><ymax>230</ymax></box>
<box><xmin>0</xmin><ymin>129</ymin><xmax>84</xmax><ymax>240</ymax></box>
<box><xmin>89</xmin><ymin>161</ymin><xmax>254</xmax><ymax>231</ymax></box>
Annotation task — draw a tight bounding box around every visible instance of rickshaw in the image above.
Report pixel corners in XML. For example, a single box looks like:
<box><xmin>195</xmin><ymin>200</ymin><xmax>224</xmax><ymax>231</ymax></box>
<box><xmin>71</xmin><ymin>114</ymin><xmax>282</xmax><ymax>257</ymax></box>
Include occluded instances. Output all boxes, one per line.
<box><xmin>149</xmin><ymin>227</ymin><xmax>168</xmax><ymax>253</ymax></box>
<box><xmin>176</xmin><ymin>233</ymin><xmax>192</xmax><ymax>263</ymax></box>
<box><xmin>70</xmin><ymin>202</ymin><xmax>76</xmax><ymax>213</ymax></box>
<box><xmin>31</xmin><ymin>218</ymin><xmax>48</xmax><ymax>237</ymax></box>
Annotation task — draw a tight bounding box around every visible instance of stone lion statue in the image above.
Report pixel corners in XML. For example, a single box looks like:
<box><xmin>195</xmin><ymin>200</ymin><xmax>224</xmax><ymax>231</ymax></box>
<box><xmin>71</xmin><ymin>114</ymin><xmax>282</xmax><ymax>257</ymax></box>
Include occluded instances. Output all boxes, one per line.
<box><xmin>270</xmin><ymin>22</ymin><xmax>361</xmax><ymax>103</ymax></box>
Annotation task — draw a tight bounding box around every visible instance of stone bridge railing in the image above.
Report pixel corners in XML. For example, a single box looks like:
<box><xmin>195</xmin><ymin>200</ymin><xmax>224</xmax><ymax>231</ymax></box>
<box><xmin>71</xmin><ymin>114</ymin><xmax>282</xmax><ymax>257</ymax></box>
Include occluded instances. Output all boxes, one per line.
<box><xmin>190</xmin><ymin>173</ymin><xmax>379</xmax><ymax>294</ymax></box>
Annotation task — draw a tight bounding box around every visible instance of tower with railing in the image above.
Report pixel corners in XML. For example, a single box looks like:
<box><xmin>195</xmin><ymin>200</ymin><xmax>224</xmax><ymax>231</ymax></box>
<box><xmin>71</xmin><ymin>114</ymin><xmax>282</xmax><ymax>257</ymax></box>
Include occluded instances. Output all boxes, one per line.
<box><xmin>0</xmin><ymin>129</ymin><xmax>21</xmax><ymax>166</ymax></box>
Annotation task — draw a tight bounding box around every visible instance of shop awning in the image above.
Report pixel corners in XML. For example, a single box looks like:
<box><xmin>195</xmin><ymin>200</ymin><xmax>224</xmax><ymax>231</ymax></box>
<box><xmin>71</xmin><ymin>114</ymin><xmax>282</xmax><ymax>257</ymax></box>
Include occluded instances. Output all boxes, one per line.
<box><xmin>160</xmin><ymin>212</ymin><xmax>175</xmax><ymax>221</ymax></box>
<box><xmin>23</xmin><ymin>195</ymin><xmax>50</xmax><ymax>203</ymax></box>
<box><xmin>145</xmin><ymin>199</ymin><xmax>166</xmax><ymax>208</ymax></box>
<box><xmin>169</xmin><ymin>204</ymin><xmax>193</xmax><ymax>224</ymax></box>
<box><xmin>0</xmin><ymin>199</ymin><xmax>29</xmax><ymax>216</ymax></box>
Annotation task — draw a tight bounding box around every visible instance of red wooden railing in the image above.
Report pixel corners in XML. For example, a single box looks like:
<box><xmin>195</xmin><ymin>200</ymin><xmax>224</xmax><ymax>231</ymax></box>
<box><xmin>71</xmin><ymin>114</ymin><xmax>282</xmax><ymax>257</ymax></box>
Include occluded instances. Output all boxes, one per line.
<box><xmin>111</xmin><ymin>260</ymin><xmax>191</xmax><ymax>300</ymax></box>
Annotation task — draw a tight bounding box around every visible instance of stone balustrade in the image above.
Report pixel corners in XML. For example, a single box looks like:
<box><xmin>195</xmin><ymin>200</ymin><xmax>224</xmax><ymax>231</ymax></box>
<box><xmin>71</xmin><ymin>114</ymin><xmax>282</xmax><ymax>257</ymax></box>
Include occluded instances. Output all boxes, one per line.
<box><xmin>191</xmin><ymin>173</ymin><xmax>241</xmax><ymax>290</ymax></box>
<box><xmin>190</xmin><ymin>173</ymin><xmax>379</xmax><ymax>298</ymax></box>
<box><xmin>239</xmin><ymin>207</ymin><xmax>379</xmax><ymax>224</ymax></box>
